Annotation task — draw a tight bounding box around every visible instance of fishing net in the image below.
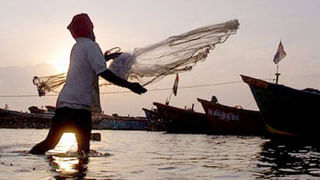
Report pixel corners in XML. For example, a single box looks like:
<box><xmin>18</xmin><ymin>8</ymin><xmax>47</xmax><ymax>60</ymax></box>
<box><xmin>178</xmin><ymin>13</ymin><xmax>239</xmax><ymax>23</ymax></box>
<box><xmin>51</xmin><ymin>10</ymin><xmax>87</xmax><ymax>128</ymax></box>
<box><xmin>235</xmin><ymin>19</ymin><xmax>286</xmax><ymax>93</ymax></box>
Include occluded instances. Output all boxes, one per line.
<box><xmin>33</xmin><ymin>19</ymin><xmax>239</xmax><ymax>96</ymax></box>
<box><xmin>33</xmin><ymin>73</ymin><xmax>66</xmax><ymax>96</ymax></box>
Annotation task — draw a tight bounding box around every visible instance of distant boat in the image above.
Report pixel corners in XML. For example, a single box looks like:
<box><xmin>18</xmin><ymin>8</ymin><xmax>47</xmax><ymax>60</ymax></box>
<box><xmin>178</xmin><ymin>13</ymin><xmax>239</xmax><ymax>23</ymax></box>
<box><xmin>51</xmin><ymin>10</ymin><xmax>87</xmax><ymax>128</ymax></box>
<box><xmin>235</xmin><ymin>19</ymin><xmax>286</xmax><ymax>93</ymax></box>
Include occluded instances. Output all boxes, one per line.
<box><xmin>153</xmin><ymin>102</ymin><xmax>210</xmax><ymax>133</ymax></box>
<box><xmin>241</xmin><ymin>75</ymin><xmax>320</xmax><ymax>137</ymax></box>
<box><xmin>28</xmin><ymin>106</ymin><xmax>47</xmax><ymax>114</ymax></box>
<box><xmin>197</xmin><ymin>98</ymin><xmax>266</xmax><ymax>135</ymax></box>
<box><xmin>0</xmin><ymin>108</ymin><xmax>149</xmax><ymax>130</ymax></box>
<box><xmin>142</xmin><ymin>108</ymin><xmax>165</xmax><ymax>131</ymax></box>
<box><xmin>0</xmin><ymin>108</ymin><xmax>52</xmax><ymax>129</ymax></box>
<box><xmin>98</xmin><ymin>114</ymin><xmax>149</xmax><ymax>130</ymax></box>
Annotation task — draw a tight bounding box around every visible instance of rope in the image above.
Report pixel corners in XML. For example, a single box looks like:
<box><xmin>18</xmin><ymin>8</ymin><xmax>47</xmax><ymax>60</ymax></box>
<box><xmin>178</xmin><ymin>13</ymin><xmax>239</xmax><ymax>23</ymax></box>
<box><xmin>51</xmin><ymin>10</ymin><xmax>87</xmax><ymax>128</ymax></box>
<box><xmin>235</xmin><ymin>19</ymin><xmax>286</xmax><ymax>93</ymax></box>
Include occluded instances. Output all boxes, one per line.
<box><xmin>0</xmin><ymin>80</ymin><xmax>244</xmax><ymax>98</ymax></box>
<box><xmin>0</xmin><ymin>79</ymin><xmax>272</xmax><ymax>98</ymax></box>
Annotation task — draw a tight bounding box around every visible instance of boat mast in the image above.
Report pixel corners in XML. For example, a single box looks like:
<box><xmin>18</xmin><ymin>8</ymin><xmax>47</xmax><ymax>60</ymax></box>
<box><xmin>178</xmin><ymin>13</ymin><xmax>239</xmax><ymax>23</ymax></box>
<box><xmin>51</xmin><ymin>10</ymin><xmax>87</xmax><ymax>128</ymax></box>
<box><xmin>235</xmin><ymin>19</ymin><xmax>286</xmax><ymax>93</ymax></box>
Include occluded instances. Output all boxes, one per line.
<box><xmin>275</xmin><ymin>63</ymin><xmax>280</xmax><ymax>84</ymax></box>
<box><xmin>166</xmin><ymin>74</ymin><xmax>179</xmax><ymax>105</ymax></box>
<box><xmin>273</xmin><ymin>40</ymin><xmax>286</xmax><ymax>85</ymax></box>
<box><xmin>165</xmin><ymin>91</ymin><xmax>173</xmax><ymax>105</ymax></box>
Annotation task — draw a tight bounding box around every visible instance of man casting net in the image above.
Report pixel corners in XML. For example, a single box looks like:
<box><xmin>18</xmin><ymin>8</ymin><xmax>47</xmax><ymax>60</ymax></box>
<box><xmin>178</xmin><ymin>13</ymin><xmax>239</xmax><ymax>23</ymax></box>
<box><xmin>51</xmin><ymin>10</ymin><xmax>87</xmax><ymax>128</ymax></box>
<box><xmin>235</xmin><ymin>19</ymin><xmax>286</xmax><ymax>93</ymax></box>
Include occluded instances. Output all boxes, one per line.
<box><xmin>33</xmin><ymin>19</ymin><xmax>239</xmax><ymax>96</ymax></box>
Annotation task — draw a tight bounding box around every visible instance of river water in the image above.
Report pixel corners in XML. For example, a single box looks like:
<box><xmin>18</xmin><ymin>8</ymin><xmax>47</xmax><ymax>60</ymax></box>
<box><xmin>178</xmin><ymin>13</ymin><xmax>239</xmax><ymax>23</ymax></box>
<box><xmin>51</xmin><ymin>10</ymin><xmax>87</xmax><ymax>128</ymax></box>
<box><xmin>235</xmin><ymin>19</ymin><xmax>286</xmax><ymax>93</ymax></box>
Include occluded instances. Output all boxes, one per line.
<box><xmin>0</xmin><ymin>129</ymin><xmax>319</xmax><ymax>180</ymax></box>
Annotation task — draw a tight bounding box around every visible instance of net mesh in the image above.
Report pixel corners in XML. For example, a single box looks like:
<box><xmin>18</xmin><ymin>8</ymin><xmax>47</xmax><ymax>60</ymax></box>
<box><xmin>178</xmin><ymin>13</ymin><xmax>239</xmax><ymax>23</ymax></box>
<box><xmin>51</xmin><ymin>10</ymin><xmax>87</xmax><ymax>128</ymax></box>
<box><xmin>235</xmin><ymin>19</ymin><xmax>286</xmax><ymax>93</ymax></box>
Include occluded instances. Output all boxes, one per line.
<box><xmin>33</xmin><ymin>19</ymin><xmax>239</xmax><ymax>96</ymax></box>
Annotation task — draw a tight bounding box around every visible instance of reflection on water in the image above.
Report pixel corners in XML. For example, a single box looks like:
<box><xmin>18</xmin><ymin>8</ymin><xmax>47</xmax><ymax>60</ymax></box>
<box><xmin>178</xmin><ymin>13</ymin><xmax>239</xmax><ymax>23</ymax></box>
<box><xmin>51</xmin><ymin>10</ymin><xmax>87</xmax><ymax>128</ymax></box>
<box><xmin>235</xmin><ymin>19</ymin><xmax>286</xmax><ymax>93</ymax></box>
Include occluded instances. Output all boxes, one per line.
<box><xmin>47</xmin><ymin>149</ymin><xmax>110</xmax><ymax>179</ymax></box>
<box><xmin>48</xmin><ymin>155</ymin><xmax>88</xmax><ymax>179</ymax></box>
<box><xmin>45</xmin><ymin>132</ymin><xmax>87</xmax><ymax>179</ymax></box>
<box><xmin>1</xmin><ymin>129</ymin><xmax>320</xmax><ymax>179</ymax></box>
<box><xmin>256</xmin><ymin>139</ymin><xmax>320</xmax><ymax>179</ymax></box>
<box><xmin>46</xmin><ymin>133</ymin><xmax>91</xmax><ymax>179</ymax></box>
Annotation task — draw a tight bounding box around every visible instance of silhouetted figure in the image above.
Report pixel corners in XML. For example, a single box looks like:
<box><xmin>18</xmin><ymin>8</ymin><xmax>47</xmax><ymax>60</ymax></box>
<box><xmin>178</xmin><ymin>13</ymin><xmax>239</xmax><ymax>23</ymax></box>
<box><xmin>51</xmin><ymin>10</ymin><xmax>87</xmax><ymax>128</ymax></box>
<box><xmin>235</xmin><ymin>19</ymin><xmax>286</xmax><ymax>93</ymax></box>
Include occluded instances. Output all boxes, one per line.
<box><xmin>29</xmin><ymin>13</ymin><xmax>147</xmax><ymax>155</ymax></box>
<box><xmin>211</xmin><ymin>96</ymin><xmax>218</xmax><ymax>104</ymax></box>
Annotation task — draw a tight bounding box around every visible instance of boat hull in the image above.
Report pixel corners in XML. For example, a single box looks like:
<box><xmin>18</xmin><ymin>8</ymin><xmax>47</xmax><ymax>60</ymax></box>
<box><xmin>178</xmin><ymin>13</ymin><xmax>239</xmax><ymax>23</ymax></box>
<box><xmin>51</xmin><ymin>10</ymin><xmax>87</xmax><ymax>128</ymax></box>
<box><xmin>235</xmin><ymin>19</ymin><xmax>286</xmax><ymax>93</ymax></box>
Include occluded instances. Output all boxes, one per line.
<box><xmin>241</xmin><ymin>75</ymin><xmax>320</xmax><ymax>137</ymax></box>
<box><xmin>153</xmin><ymin>102</ymin><xmax>210</xmax><ymax>133</ymax></box>
<box><xmin>198</xmin><ymin>98</ymin><xmax>266</xmax><ymax>135</ymax></box>
<box><xmin>142</xmin><ymin>108</ymin><xmax>165</xmax><ymax>131</ymax></box>
<box><xmin>0</xmin><ymin>108</ymin><xmax>52</xmax><ymax>128</ymax></box>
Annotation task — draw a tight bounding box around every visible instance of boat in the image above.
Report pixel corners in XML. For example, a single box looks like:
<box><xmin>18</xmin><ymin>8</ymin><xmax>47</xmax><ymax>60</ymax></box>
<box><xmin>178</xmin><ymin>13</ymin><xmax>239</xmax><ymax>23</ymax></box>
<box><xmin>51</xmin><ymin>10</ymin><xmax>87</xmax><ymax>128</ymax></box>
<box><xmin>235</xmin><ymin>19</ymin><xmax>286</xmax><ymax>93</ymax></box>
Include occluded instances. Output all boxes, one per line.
<box><xmin>197</xmin><ymin>98</ymin><xmax>266</xmax><ymax>135</ymax></box>
<box><xmin>98</xmin><ymin>113</ymin><xmax>149</xmax><ymax>130</ymax></box>
<box><xmin>0</xmin><ymin>107</ymin><xmax>149</xmax><ymax>130</ymax></box>
<box><xmin>0</xmin><ymin>108</ymin><xmax>52</xmax><ymax>129</ymax></box>
<box><xmin>241</xmin><ymin>74</ymin><xmax>320</xmax><ymax>137</ymax></box>
<box><xmin>153</xmin><ymin>102</ymin><xmax>210</xmax><ymax>133</ymax></box>
<box><xmin>142</xmin><ymin>107</ymin><xmax>165</xmax><ymax>131</ymax></box>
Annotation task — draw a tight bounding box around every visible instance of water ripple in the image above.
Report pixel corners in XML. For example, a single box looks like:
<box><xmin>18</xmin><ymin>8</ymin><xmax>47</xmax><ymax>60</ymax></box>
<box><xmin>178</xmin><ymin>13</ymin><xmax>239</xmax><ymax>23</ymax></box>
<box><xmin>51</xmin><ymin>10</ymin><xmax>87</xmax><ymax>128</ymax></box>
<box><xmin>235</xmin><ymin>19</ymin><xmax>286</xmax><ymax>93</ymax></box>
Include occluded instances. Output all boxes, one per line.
<box><xmin>1</xmin><ymin>129</ymin><xmax>320</xmax><ymax>179</ymax></box>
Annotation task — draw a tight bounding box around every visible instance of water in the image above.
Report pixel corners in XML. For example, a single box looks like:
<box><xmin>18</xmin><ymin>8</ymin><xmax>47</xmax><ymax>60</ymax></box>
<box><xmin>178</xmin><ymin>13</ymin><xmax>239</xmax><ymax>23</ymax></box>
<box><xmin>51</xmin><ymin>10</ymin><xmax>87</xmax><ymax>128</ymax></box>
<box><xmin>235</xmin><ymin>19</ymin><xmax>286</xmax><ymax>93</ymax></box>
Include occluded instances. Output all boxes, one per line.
<box><xmin>0</xmin><ymin>129</ymin><xmax>320</xmax><ymax>180</ymax></box>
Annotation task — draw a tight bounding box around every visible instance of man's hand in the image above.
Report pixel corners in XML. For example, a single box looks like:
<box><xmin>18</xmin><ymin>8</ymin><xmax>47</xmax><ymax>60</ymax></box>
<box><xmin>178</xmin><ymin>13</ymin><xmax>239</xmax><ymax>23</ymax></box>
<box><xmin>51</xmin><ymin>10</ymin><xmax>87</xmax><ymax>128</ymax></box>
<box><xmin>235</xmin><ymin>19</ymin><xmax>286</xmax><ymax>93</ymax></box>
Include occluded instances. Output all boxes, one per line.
<box><xmin>99</xmin><ymin>70</ymin><xmax>147</xmax><ymax>94</ymax></box>
<box><xmin>104</xmin><ymin>47</ymin><xmax>122</xmax><ymax>61</ymax></box>
<box><xmin>129</xmin><ymin>82</ymin><xmax>147</xmax><ymax>94</ymax></box>
<box><xmin>104</xmin><ymin>52</ymin><xmax>122</xmax><ymax>62</ymax></box>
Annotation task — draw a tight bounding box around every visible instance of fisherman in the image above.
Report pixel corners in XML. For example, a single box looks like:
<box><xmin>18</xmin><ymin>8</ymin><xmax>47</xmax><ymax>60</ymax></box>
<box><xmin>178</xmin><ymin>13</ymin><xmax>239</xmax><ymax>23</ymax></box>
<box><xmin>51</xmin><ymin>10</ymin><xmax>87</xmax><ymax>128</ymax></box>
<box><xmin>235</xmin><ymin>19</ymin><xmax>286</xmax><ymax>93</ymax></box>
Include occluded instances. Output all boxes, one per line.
<box><xmin>29</xmin><ymin>13</ymin><xmax>147</xmax><ymax>154</ymax></box>
<box><xmin>211</xmin><ymin>96</ymin><xmax>218</xmax><ymax>104</ymax></box>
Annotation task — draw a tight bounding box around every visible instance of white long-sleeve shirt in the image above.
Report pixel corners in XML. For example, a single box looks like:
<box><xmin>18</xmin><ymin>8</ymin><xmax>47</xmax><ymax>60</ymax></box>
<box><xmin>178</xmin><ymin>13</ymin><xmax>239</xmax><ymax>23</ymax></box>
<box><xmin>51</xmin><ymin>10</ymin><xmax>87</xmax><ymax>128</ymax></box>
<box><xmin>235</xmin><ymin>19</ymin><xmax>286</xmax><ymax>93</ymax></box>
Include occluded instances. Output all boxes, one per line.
<box><xmin>56</xmin><ymin>37</ymin><xmax>107</xmax><ymax>112</ymax></box>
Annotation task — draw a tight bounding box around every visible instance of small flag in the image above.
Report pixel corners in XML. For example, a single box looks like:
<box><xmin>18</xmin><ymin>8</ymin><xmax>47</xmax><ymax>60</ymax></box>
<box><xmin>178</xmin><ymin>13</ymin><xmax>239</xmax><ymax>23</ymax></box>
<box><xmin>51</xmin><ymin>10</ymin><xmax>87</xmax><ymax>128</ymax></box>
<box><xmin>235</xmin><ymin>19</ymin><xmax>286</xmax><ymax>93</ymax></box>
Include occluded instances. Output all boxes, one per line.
<box><xmin>273</xmin><ymin>41</ymin><xmax>287</xmax><ymax>64</ymax></box>
<box><xmin>172</xmin><ymin>74</ymin><xmax>179</xmax><ymax>96</ymax></box>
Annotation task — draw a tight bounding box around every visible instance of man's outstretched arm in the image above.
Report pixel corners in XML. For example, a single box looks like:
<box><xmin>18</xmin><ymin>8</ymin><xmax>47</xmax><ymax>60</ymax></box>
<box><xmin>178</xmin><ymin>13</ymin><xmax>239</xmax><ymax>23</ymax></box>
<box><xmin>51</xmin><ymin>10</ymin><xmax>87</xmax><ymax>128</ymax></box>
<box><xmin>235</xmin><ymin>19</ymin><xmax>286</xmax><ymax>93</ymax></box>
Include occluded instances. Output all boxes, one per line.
<box><xmin>98</xmin><ymin>69</ymin><xmax>147</xmax><ymax>94</ymax></box>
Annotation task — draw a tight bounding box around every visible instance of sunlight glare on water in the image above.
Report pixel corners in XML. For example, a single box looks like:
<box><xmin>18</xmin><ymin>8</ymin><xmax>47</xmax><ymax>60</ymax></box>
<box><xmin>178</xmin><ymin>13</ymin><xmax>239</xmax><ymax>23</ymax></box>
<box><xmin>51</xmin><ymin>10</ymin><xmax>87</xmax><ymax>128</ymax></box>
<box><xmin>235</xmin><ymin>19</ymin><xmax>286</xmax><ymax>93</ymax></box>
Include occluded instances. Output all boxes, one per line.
<box><xmin>45</xmin><ymin>133</ymin><xmax>88</xmax><ymax>177</ymax></box>
<box><xmin>51</xmin><ymin>156</ymin><xmax>80</xmax><ymax>175</ymax></box>
<box><xmin>50</xmin><ymin>133</ymin><xmax>77</xmax><ymax>153</ymax></box>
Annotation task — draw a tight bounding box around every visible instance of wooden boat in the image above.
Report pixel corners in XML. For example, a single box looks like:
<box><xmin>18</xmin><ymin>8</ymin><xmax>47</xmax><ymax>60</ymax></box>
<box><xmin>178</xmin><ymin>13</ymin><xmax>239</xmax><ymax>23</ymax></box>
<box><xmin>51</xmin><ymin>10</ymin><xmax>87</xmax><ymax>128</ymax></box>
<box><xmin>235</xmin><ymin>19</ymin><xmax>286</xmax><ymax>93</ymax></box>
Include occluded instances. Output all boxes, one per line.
<box><xmin>241</xmin><ymin>75</ymin><xmax>320</xmax><ymax>137</ymax></box>
<box><xmin>142</xmin><ymin>107</ymin><xmax>165</xmax><ymax>131</ymax></box>
<box><xmin>197</xmin><ymin>98</ymin><xmax>266</xmax><ymax>135</ymax></box>
<box><xmin>0</xmin><ymin>108</ymin><xmax>52</xmax><ymax>128</ymax></box>
<box><xmin>98</xmin><ymin>114</ymin><xmax>149</xmax><ymax>130</ymax></box>
<box><xmin>0</xmin><ymin>108</ymin><xmax>149</xmax><ymax>130</ymax></box>
<box><xmin>153</xmin><ymin>102</ymin><xmax>210</xmax><ymax>133</ymax></box>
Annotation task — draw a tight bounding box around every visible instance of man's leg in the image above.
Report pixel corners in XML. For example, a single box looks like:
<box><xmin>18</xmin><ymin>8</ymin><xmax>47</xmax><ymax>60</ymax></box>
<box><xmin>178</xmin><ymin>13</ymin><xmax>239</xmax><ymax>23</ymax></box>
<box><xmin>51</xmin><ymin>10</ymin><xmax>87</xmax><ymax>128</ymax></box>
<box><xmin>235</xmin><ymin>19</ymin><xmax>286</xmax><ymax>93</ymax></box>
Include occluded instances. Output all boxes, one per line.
<box><xmin>75</xmin><ymin>128</ymin><xmax>91</xmax><ymax>154</ymax></box>
<box><xmin>74</xmin><ymin>109</ymin><xmax>92</xmax><ymax>154</ymax></box>
<box><xmin>29</xmin><ymin>109</ymin><xmax>65</xmax><ymax>154</ymax></box>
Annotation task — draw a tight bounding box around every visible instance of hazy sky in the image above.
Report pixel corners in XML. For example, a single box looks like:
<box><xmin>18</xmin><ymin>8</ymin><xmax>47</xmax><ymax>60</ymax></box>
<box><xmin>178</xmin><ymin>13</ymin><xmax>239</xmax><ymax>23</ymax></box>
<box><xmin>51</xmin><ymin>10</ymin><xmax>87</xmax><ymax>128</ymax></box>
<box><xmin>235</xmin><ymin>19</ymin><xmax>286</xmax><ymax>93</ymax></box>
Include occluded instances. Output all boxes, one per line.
<box><xmin>1</xmin><ymin>0</ymin><xmax>320</xmax><ymax>116</ymax></box>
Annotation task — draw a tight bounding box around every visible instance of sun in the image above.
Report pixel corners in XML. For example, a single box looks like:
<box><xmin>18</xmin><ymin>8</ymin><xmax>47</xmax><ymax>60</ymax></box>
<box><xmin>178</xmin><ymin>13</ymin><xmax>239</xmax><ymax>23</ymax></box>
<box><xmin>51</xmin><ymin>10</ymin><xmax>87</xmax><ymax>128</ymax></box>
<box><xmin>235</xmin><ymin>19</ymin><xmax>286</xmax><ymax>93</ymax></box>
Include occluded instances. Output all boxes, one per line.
<box><xmin>50</xmin><ymin>52</ymin><xmax>70</xmax><ymax>73</ymax></box>
<box><xmin>53</xmin><ymin>59</ymin><xmax>69</xmax><ymax>73</ymax></box>
<box><xmin>52</xmin><ymin>58</ymin><xmax>69</xmax><ymax>73</ymax></box>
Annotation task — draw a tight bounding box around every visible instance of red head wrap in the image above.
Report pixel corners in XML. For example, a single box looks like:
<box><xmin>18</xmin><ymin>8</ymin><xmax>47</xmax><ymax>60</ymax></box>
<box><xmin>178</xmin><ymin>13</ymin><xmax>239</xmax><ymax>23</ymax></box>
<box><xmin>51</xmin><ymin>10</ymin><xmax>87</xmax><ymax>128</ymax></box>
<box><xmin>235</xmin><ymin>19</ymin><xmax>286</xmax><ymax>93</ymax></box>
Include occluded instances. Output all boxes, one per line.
<box><xmin>67</xmin><ymin>13</ymin><xmax>94</xmax><ymax>38</ymax></box>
